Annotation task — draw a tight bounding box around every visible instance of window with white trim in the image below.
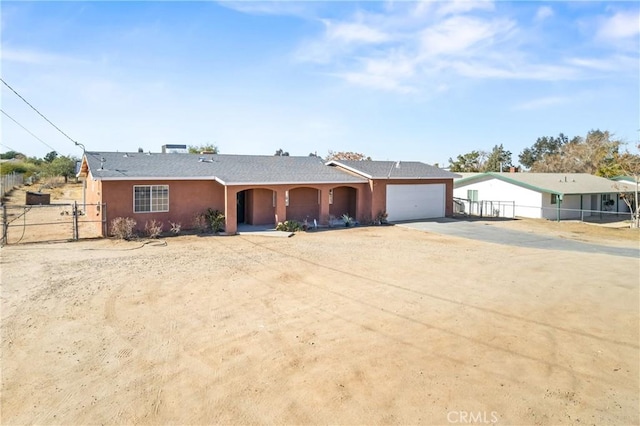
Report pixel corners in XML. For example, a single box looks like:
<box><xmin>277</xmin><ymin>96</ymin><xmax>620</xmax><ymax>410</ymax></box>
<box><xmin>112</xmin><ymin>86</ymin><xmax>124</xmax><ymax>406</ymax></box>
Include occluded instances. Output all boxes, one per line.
<box><xmin>134</xmin><ymin>185</ymin><xmax>169</xmax><ymax>213</ymax></box>
<box><xmin>467</xmin><ymin>189</ymin><xmax>478</xmax><ymax>202</ymax></box>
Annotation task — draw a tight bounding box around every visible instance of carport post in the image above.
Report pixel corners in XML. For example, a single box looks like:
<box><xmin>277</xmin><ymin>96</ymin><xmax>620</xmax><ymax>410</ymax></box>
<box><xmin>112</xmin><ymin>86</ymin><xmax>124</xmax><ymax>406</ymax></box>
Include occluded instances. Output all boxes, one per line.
<box><xmin>556</xmin><ymin>195</ymin><xmax>562</xmax><ymax>222</ymax></box>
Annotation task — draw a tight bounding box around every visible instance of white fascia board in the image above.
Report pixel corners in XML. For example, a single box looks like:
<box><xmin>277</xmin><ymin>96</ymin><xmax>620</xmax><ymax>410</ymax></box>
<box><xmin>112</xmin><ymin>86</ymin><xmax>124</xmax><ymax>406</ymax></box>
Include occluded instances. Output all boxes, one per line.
<box><xmin>96</xmin><ymin>176</ymin><xmax>220</xmax><ymax>182</ymax></box>
<box><xmin>224</xmin><ymin>180</ymin><xmax>367</xmax><ymax>186</ymax></box>
<box><xmin>383</xmin><ymin>177</ymin><xmax>452</xmax><ymax>180</ymax></box>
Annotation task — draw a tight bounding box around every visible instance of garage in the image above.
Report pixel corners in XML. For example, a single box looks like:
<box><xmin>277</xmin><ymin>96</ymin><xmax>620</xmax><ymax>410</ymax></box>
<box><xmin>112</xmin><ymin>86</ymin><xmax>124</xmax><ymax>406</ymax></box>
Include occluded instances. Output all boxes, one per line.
<box><xmin>386</xmin><ymin>184</ymin><xmax>445</xmax><ymax>221</ymax></box>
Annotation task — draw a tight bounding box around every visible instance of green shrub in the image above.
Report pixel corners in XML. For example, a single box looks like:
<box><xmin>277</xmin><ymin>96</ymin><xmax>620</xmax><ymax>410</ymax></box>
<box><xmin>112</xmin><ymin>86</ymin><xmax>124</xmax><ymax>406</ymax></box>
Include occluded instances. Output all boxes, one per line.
<box><xmin>276</xmin><ymin>220</ymin><xmax>302</xmax><ymax>232</ymax></box>
<box><xmin>111</xmin><ymin>217</ymin><xmax>136</xmax><ymax>240</ymax></box>
<box><xmin>205</xmin><ymin>208</ymin><xmax>225</xmax><ymax>233</ymax></box>
<box><xmin>0</xmin><ymin>161</ymin><xmax>38</xmax><ymax>176</ymax></box>
<box><xmin>341</xmin><ymin>213</ymin><xmax>354</xmax><ymax>227</ymax></box>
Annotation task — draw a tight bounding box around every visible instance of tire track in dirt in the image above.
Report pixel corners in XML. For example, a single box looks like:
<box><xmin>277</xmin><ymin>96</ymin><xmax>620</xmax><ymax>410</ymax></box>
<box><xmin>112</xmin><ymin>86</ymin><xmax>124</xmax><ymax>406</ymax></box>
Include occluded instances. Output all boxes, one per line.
<box><xmin>220</xmin><ymin>236</ymin><xmax>619</xmax><ymax>391</ymax></box>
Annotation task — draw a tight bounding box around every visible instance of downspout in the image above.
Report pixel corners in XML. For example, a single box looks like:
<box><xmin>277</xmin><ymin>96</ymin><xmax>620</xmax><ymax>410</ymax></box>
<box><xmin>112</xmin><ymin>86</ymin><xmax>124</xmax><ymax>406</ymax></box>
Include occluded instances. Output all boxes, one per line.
<box><xmin>556</xmin><ymin>194</ymin><xmax>561</xmax><ymax>222</ymax></box>
<box><xmin>580</xmin><ymin>194</ymin><xmax>583</xmax><ymax>222</ymax></box>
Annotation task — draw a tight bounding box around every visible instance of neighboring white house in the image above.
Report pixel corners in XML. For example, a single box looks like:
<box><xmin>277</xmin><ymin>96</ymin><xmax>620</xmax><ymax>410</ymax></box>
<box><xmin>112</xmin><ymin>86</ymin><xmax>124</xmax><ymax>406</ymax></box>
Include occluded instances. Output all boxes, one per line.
<box><xmin>454</xmin><ymin>172</ymin><xmax>635</xmax><ymax>220</ymax></box>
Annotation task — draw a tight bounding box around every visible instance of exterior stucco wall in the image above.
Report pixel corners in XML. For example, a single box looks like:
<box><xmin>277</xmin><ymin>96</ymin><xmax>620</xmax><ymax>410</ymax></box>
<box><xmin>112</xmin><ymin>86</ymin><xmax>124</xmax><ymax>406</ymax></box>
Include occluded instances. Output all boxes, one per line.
<box><xmin>245</xmin><ymin>189</ymin><xmax>275</xmax><ymax>226</ymax></box>
<box><xmin>370</xmin><ymin>178</ymin><xmax>454</xmax><ymax>220</ymax></box>
<box><xmin>287</xmin><ymin>187</ymin><xmax>320</xmax><ymax>223</ymax></box>
<box><xmin>83</xmin><ymin>175</ymin><xmax>104</xmax><ymax>235</ymax></box>
<box><xmin>454</xmin><ymin>178</ymin><xmax>543</xmax><ymax>218</ymax></box>
<box><xmin>100</xmin><ymin>180</ymin><xmax>225</xmax><ymax>235</ymax></box>
<box><xmin>329</xmin><ymin>186</ymin><xmax>357</xmax><ymax>219</ymax></box>
<box><xmin>223</xmin><ymin>183</ymin><xmax>368</xmax><ymax>234</ymax></box>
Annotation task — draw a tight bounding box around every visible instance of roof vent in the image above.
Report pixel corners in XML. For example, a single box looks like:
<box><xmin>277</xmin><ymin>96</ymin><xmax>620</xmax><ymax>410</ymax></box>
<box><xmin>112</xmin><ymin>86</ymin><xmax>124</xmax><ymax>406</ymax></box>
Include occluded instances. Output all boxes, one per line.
<box><xmin>146</xmin><ymin>151</ymin><xmax>151</xmax><ymax>156</ymax></box>
<box><xmin>123</xmin><ymin>153</ymin><xmax>129</xmax><ymax>158</ymax></box>
<box><xmin>395</xmin><ymin>161</ymin><xmax>401</xmax><ymax>168</ymax></box>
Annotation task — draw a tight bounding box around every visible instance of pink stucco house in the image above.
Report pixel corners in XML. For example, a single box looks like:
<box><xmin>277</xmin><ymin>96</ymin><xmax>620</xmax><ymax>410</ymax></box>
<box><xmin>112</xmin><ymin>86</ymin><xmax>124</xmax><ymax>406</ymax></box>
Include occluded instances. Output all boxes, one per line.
<box><xmin>77</xmin><ymin>151</ymin><xmax>458</xmax><ymax>236</ymax></box>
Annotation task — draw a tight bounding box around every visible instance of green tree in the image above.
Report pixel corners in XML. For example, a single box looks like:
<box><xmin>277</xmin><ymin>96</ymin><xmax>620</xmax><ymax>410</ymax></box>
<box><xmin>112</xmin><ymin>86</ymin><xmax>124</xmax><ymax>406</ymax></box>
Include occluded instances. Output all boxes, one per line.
<box><xmin>43</xmin><ymin>155</ymin><xmax>78</xmax><ymax>183</ymax></box>
<box><xmin>188</xmin><ymin>144</ymin><xmax>219</xmax><ymax>154</ymax></box>
<box><xmin>274</xmin><ymin>148</ymin><xmax>290</xmax><ymax>156</ymax></box>
<box><xmin>44</xmin><ymin>151</ymin><xmax>58</xmax><ymax>163</ymax></box>
<box><xmin>483</xmin><ymin>144</ymin><xmax>513</xmax><ymax>172</ymax></box>
<box><xmin>0</xmin><ymin>150</ymin><xmax>23</xmax><ymax>160</ymax></box>
<box><xmin>448</xmin><ymin>150</ymin><xmax>486</xmax><ymax>172</ymax></box>
<box><xmin>518</xmin><ymin>133</ymin><xmax>568</xmax><ymax>169</ymax></box>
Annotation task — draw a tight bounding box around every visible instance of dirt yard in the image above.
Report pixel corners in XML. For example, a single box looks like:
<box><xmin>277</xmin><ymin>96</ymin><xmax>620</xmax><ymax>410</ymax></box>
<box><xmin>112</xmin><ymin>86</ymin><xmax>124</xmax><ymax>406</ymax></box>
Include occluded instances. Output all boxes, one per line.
<box><xmin>1</xmin><ymin>216</ymin><xmax>638</xmax><ymax>424</ymax></box>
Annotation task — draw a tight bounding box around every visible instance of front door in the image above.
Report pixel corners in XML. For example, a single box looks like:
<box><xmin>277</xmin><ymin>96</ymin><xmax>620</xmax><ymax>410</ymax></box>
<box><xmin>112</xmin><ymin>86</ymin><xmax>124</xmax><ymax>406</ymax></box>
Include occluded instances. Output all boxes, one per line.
<box><xmin>237</xmin><ymin>191</ymin><xmax>246</xmax><ymax>224</ymax></box>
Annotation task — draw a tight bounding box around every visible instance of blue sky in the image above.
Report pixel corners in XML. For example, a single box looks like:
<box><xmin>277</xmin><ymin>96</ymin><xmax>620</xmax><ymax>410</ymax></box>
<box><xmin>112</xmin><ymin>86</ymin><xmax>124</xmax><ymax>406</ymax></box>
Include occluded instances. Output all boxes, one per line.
<box><xmin>1</xmin><ymin>1</ymin><xmax>638</xmax><ymax>166</ymax></box>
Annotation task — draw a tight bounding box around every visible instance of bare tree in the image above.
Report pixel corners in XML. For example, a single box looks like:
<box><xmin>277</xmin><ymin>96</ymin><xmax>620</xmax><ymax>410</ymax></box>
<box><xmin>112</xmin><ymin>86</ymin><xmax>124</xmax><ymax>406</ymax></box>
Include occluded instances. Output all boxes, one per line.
<box><xmin>326</xmin><ymin>150</ymin><xmax>371</xmax><ymax>161</ymax></box>
<box><xmin>614</xmin><ymin>149</ymin><xmax>640</xmax><ymax>228</ymax></box>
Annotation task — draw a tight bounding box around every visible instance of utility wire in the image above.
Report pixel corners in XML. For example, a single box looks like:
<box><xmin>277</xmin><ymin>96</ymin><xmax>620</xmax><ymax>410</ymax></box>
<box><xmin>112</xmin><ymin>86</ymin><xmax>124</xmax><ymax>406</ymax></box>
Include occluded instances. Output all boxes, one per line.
<box><xmin>1</xmin><ymin>77</ymin><xmax>85</xmax><ymax>152</ymax></box>
<box><xmin>1</xmin><ymin>108</ymin><xmax>59</xmax><ymax>153</ymax></box>
<box><xmin>0</xmin><ymin>142</ymin><xmax>20</xmax><ymax>153</ymax></box>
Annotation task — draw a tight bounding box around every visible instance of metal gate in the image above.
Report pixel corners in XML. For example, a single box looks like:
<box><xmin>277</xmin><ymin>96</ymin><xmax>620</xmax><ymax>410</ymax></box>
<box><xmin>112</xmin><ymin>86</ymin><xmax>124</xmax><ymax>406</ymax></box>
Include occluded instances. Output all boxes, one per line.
<box><xmin>1</xmin><ymin>202</ymin><xmax>106</xmax><ymax>245</ymax></box>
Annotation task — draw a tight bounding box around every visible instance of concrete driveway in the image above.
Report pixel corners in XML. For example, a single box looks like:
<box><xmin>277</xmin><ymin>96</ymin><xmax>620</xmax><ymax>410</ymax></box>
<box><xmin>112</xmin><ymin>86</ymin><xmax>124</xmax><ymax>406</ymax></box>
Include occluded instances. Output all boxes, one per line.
<box><xmin>397</xmin><ymin>218</ymin><xmax>640</xmax><ymax>258</ymax></box>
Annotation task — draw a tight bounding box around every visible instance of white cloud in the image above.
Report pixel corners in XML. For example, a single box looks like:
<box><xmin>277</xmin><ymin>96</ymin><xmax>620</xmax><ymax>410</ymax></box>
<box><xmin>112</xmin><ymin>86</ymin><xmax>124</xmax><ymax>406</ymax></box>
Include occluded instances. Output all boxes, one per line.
<box><xmin>324</xmin><ymin>20</ymin><xmax>390</xmax><ymax>44</ymax></box>
<box><xmin>434</xmin><ymin>0</ymin><xmax>495</xmax><ymax>18</ymax></box>
<box><xmin>596</xmin><ymin>11</ymin><xmax>640</xmax><ymax>40</ymax></box>
<box><xmin>287</xmin><ymin>2</ymin><xmax>635</xmax><ymax>93</ymax></box>
<box><xmin>450</xmin><ymin>61</ymin><xmax>579</xmax><ymax>81</ymax></box>
<box><xmin>420</xmin><ymin>16</ymin><xmax>514</xmax><ymax>57</ymax></box>
<box><xmin>535</xmin><ymin>6</ymin><xmax>554</xmax><ymax>22</ymax></box>
<box><xmin>217</xmin><ymin>1</ymin><xmax>317</xmax><ymax>18</ymax></box>
<box><xmin>566</xmin><ymin>54</ymin><xmax>639</xmax><ymax>73</ymax></box>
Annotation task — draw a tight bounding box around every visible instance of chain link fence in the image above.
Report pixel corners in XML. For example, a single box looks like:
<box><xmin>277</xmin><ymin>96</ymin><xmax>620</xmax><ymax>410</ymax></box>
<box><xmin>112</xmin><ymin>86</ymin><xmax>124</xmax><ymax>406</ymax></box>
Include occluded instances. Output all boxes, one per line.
<box><xmin>1</xmin><ymin>202</ymin><xmax>105</xmax><ymax>245</ymax></box>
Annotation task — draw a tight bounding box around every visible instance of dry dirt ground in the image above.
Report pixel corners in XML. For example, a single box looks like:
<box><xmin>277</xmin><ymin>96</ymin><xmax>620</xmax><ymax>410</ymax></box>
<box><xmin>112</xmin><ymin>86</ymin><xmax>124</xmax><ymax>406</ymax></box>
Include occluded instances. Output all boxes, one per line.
<box><xmin>1</xmin><ymin>184</ymin><xmax>639</xmax><ymax>425</ymax></box>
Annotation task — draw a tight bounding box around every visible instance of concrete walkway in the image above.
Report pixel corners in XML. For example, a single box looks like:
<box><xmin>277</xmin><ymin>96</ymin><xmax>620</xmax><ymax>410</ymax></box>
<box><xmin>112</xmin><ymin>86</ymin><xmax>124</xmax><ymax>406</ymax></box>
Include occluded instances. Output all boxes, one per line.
<box><xmin>396</xmin><ymin>218</ymin><xmax>640</xmax><ymax>258</ymax></box>
<box><xmin>237</xmin><ymin>224</ymin><xmax>294</xmax><ymax>238</ymax></box>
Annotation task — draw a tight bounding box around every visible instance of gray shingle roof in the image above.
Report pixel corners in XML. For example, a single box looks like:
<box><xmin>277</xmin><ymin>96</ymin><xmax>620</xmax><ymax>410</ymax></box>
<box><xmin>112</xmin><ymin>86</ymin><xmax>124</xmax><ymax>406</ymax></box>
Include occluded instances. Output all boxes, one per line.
<box><xmin>81</xmin><ymin>152</ymin><xmax>368</xmax><ymax>185</ymax></box>
<box><xmin>455</xmin><ymin>172</ymin><xmax>636</xmax><ymax>195</ymax></box>
<box><xmin>327</xmin><ymin>160</ymin><xmax>459</xmax><ymax>179</ymax></box>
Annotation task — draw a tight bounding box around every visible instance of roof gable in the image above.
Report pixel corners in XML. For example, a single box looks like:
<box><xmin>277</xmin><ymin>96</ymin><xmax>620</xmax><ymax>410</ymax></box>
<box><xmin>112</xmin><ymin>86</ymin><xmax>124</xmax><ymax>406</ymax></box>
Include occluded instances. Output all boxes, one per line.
<box><xmin>327</xmin><ymin>160</ymin><xmax>459</xmax><ymax>179</ymax></box>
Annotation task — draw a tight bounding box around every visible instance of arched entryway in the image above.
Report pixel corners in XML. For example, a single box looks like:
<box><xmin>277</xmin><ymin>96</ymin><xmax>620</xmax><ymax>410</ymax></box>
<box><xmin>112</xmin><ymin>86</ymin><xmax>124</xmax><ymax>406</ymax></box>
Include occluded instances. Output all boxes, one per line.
<box><xmin>237</xmin><ymin>189</ymin><xmax>276</xmax><ymax>225</ymax></box>
<box><xmin>286</xmin><ymin>187</ymin><xmax>320</xmax><ymax>222</ymax></box>
<box><xmin>329</xmin><ymin>186</ymin><xmax>357</xmax><ymax>219</ymax></box>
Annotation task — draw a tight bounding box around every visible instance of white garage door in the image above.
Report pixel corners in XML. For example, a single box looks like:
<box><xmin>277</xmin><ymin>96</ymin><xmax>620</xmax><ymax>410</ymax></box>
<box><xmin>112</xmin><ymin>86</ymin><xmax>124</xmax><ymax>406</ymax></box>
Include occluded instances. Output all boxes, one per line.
<box><xmin>386</xmin><ymin>184</ymin><xmax>445</xmax><ymax>221</ymax></box>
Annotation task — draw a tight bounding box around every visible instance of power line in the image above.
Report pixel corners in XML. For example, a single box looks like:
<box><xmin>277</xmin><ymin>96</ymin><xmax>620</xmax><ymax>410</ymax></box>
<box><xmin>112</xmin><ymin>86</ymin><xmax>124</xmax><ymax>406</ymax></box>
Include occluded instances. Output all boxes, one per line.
<box><xmin>1</xmin><ymin>108</ymin><xmax>59</xmax><ymax>153</ymax></box>
<box><xmin>0</xmin><ymin>142</ymin><xmax>20</xmax><ymax>153</ymax></box>
<box><xmin>0</xmin><ymin>77</ymin><xmax>85</xmax><ymax>151</ymax></box>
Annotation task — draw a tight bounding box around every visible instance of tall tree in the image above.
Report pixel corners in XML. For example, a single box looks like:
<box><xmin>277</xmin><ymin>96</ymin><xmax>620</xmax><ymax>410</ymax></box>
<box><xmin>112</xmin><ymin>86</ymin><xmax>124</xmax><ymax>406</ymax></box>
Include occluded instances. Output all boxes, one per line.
<box><xmin>43</xmin><ymin>155</ymin><xmax>78</xmax><ymax>183</ymax></box>
<box><xmin>44</xmin><ymin>151</ymin><xmax>58</xmax><ymax>163</ymax></box>
<box><xmin>326</xmin><ymin>151</ymin><xmax>371</xmax><ymax>161</ymax></box>
<box><xmin>274</xmin><ymin>148</ymin><xmax>290</xmax><ymax>156</ymax></box>
<box><xmin>530</xmin><ymin>130</ymin><xmax>621</xmax><ymax>174</ymax></box>
<box><xmin>483</xmin><ymin>144</ymin><xmax>513</xmax><ymax>172</ymax></box>
<box><xmin>448</xmin><ymin>150</ymin><xmax>486</xmax><ymax>172</ymax></box>
<box><xmin>518</xmin><ymin>133</ymin><xmax>568</xmax><ymax>169</ymax></box>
